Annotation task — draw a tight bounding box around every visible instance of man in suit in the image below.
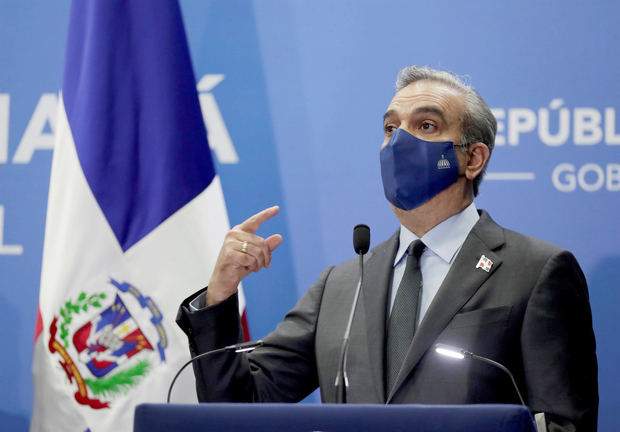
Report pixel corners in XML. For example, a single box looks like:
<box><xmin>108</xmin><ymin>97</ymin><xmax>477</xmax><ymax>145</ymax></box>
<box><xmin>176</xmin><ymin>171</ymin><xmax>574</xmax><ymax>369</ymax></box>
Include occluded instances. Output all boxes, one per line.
<box><xmin>177</xmin><ymin>66</ymin><xmax>598</xmax><ymax>431</ymax></box>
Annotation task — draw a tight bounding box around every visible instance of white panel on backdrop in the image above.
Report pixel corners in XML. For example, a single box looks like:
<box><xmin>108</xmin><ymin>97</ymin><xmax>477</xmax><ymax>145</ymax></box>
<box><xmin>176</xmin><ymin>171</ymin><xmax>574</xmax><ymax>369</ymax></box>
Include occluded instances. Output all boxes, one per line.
<box><xmin>197</xmin><ymin>74</ymin><xmax>239</xmax><ymax>164</ymax></box>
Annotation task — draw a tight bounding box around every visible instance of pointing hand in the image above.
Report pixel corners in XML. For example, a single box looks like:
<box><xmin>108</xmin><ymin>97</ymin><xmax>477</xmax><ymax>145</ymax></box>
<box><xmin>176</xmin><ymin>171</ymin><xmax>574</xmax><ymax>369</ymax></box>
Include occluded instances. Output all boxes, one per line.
<box><xmin>207</xmin><ymin>206</ymin><xmax>283</xmax><ymax>306</ymax></box>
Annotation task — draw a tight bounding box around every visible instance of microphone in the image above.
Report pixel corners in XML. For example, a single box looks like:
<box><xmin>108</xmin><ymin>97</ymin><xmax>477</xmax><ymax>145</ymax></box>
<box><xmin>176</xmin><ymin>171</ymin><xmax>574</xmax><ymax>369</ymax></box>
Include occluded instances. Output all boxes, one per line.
<box><xmin>167</xmin><ymin>340</ymin><xmax>263</xmax><ymax>403</ymax></box>
<box><xmin>434</xmin><ymin>343</ymin><xmax>526</xmax><ymax>406</ymax></box>
<box><xmin>335</xmin><ymin>224</ymin><xmax>370</xmax><ymax>403</ymax></box>
<box><xmin>353</xmin><ymin>224</ymin><xmax>371</xmax><ymax>255</ymax></box>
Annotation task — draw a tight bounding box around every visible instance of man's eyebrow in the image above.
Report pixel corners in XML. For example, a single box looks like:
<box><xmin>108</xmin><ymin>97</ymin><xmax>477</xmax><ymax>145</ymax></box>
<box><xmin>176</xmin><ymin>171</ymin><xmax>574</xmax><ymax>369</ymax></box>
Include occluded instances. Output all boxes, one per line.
<box><xmin>383</xmin><ymin>109</ymin><xmax>396</xmax><ymax>123</ymax></box>
<box><xmin>383</xmin><ymin>106</ymin><xmax>447</xmax><ymax>124</ymax></box>
<box><xmin>413</xmin><ymin>106</ymin><xmax>446</xmax><ymax>123</ymax></box>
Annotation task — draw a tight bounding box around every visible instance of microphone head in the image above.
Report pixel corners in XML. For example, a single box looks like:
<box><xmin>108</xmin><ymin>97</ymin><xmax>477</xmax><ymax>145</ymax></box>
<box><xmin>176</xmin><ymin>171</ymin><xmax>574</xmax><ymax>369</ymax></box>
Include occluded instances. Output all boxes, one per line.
<box><xmin>353</xmin><ymin>224</ymin><xmax>370</xmax><ymax>254</ymax></box>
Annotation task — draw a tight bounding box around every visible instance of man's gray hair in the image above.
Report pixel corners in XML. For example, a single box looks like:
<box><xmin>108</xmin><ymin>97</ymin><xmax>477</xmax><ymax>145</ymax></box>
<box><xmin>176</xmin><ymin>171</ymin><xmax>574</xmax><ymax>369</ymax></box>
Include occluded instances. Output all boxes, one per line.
<box><xmin>395</xmin><ymin>65</ymin><xmax>496</xmax><ymax>196</ymax></box>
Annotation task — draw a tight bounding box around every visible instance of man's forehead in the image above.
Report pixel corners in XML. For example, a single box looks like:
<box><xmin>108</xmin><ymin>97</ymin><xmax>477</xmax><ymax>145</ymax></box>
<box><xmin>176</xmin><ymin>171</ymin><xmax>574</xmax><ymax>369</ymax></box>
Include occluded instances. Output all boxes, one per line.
<box><xmin>385</xmin><ymin>80</ymin><xmax>464</xmax><ymax>120</ymax></box>
<box><xmin>396</xmin><ymin>78</ymin><xmax>460</xmax><ymax>95</ymax></box>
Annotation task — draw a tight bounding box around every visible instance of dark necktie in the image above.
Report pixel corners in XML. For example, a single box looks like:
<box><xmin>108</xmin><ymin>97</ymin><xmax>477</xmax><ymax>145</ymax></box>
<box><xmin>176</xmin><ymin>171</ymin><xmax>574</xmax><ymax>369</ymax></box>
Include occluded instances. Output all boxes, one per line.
<box><xmin>385</xmin><ymin>239</ymin><xmax>425</xmax><ymax>396</ymax></box>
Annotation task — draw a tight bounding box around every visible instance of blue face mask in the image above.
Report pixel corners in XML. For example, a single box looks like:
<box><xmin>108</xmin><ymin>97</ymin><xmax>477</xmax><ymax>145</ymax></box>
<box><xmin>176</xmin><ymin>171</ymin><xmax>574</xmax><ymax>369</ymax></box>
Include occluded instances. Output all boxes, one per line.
<box><xmin>380</xmin><ymin>128</ymin><xmax>460</xmax><ymax>210</ymax></box>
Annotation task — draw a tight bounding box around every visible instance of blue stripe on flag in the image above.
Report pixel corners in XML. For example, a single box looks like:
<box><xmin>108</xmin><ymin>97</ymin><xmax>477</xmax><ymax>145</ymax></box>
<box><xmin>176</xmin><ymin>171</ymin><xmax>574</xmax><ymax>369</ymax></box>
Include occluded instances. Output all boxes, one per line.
<box><xmin>62</xmin><ymin>0</ymin><xmax>215</xmax><ymax>251</ymax></box>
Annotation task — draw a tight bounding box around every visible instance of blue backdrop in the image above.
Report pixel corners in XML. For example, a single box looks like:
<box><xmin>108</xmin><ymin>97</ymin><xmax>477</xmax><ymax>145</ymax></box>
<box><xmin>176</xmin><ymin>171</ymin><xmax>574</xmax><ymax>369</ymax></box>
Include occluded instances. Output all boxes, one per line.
<box><xmin>0</xmin><ymin>1</ymin><xmax>618</xmax><ymax>430</ymax></box>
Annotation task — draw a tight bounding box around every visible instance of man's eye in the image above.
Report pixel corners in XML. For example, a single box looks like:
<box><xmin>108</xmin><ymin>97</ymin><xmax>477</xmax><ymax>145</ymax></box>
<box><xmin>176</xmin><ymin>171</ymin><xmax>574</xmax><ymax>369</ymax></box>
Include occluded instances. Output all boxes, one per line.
<box><xmin>384</xmin><ymin>125</ymin><xmax>397</xmax><ymax>134</ymax></box>
<box><xmin>421</xmin><ymin>122</ymin><xmax>436</xmax><ymax>131</ymax></box>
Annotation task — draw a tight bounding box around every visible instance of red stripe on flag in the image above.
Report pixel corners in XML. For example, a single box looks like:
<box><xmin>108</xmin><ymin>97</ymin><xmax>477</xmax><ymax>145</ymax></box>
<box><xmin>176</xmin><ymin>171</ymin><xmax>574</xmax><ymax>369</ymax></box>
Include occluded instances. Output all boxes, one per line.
<box><xmin>240</xmin><ymin>310</ymin><xmax>251</xmax><ymax>342</ymax></box>
<box><xmin>34</xmin><ymin>306</ymin><xmax>43</xmax><ymax>343</ymax></box>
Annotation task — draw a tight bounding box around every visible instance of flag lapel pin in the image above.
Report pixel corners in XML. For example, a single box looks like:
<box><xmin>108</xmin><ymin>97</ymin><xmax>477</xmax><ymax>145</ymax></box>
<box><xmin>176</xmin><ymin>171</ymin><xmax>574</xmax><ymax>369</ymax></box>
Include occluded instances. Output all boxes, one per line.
<box><xmin>476</xmin><ymin>255</ymin><xmax>493</xmax><ymax>272</ymax></box>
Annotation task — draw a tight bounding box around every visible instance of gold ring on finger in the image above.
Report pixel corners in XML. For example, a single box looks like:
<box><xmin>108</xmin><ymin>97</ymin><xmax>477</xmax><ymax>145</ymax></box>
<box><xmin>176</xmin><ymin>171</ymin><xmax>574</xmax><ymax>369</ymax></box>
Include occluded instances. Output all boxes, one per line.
<box><xmin>241</xmin><ymin>241</ymin><xmax>249</xmax><ymax>253</ymax></box>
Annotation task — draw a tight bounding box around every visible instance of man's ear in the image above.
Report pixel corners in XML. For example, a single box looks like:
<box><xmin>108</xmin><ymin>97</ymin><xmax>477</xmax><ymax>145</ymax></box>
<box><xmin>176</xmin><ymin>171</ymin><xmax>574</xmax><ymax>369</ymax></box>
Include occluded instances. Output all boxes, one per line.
<box><xmin>465</xmin><ymin>142</ymin><xmax>490</xmax><ymax>180</ymax></box>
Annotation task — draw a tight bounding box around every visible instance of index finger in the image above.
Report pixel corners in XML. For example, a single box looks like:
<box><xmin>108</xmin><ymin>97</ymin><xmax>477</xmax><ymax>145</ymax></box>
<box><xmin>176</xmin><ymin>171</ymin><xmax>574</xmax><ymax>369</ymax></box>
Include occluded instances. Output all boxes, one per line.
<box><xmin>238</xmin><ymin>205</ymin><xmax>280</xmax><ymax>233</ymax></box>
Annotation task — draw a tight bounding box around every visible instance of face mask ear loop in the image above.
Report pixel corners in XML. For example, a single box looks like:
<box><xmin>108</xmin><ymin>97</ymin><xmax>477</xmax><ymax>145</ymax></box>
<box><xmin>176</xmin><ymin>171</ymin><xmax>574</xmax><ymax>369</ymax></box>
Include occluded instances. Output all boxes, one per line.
<box><xmin>456</xmin><ymin>142</ymin><xmax>470</xmax><ymax>177</ymax></box>
<box><xmin>457</xmin><ymin>141</ymin><xmax>469</xmax><ymax>154</ymax></box>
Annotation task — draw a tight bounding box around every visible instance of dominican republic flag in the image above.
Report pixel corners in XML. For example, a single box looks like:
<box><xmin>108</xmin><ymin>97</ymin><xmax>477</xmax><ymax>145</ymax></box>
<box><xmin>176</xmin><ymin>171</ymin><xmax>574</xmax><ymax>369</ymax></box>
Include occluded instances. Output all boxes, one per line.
<box><xmin>30</xmin><ymin>1</ymin><xmax>249</xmax><ymax>430</ymax></box>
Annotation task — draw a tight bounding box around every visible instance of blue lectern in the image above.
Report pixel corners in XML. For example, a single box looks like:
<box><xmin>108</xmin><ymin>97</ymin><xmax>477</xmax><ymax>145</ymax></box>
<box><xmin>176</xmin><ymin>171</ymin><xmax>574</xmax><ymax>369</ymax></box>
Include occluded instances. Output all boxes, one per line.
<box><xmin>134</xmin><ymin>403</ymin><xmax>536</xmax><ymax>432</ymax></box>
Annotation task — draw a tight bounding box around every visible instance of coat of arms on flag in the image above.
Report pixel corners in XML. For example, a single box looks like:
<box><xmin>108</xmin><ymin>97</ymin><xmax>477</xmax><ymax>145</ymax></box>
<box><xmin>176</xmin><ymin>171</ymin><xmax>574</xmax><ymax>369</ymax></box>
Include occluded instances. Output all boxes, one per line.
<box><xmin>476</xmin><ymin>255</ymin><xmax>493</xmax><ymax>272</ymax></box>
<box><xmin>47</xmin><ymin>278</ymin><xmax>167</xmax><ymax>409</ymax></box>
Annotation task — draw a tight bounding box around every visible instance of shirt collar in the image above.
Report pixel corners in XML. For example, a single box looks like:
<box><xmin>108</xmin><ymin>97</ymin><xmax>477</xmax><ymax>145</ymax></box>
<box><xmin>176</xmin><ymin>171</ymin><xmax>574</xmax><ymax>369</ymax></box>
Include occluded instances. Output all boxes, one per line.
<box><xmin>394</xmin><ymin>202</ymin><xmax>480</xmax><ymax>266</ymax></box>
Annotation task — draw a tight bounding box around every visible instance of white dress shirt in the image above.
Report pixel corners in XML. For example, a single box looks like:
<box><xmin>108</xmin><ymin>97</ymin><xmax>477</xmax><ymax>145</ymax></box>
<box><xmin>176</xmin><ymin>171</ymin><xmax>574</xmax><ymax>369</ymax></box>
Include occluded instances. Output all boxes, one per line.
<box><xmin>389</xmin><ymin>203</ymin><xmax>479</xmax><ymax>325</ymax></box>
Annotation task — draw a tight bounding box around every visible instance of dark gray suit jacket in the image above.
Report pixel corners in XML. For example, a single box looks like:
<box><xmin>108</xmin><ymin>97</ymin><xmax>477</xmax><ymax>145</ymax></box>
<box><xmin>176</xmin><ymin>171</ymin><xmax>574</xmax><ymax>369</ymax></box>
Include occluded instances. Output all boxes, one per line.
<box><xmin>177</xmin><ymin>211</ymin><xmax>598</xmax><ymax>431</ymax></box>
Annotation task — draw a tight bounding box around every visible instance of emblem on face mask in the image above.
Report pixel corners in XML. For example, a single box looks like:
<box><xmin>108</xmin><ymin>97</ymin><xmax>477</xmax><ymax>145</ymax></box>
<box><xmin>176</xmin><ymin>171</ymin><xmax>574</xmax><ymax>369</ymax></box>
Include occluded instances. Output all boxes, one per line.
<box><xmin>437</xmin><ymin>154</ymin><xmax>451</xmax><ymax>169</ymax></box>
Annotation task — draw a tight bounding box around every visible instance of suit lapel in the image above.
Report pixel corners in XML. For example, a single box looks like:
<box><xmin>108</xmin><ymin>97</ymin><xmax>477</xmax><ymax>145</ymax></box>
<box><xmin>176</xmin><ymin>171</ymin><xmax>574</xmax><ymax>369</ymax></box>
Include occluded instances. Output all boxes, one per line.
<box><xmin>387</xmin><ymin>211</ymin><xmax>505</xmax><ymax>401</ymax></box>
<box><xmin>361</xmin><ymin>230</ymin><xmax>399</xmax><ymax>402</ymax></box>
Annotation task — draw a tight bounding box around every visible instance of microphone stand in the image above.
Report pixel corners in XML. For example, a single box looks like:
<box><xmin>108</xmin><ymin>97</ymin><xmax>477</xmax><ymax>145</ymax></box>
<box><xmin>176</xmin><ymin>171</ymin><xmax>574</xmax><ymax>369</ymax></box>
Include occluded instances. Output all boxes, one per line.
<box><xmin>469</xmin><ymin>352</ymin><xmax>526</xmax><ymax>406</ymax></box>
<box><xmin>167</xmin><ymin>340</ymin><xmax>263</xmax><ymax>403</ymax></box>
<box><xmin>334</xmin><ymin>252</ymin><xmax>364</xmax><ymax>403</ymax></box>
<box><xmin>335</xmin><ymin>223</ymin><xmax>370</xmax><ymax>403</ymax></box>
<box><xmin>434</xmin><ymin>343</ymin><xmax>526</xmax><ymax>405</ymax></box>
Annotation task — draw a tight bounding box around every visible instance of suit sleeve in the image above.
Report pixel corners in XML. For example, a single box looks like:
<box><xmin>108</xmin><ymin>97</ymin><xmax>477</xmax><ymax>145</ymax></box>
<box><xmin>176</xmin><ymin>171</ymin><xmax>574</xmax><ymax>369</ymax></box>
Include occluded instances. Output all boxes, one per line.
<box><xmin>521</xmin><ymin>250</ymin><xmax>598</xmax><ymax>432</ymax></box>
<box><xmin>176</xmin><ymin>266</ymin><xmax>334</xmax><ymax>402</ymax></box>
